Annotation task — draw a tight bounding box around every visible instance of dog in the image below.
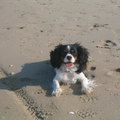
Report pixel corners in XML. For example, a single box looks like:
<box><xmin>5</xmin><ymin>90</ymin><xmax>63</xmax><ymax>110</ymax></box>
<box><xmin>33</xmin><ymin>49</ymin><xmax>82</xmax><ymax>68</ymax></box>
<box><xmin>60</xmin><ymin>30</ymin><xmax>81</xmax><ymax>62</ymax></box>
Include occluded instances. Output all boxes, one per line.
<box><xmin>50</xmin><ymin>43</ymin><xmax>95</xmax><ymax>97</ymax></box>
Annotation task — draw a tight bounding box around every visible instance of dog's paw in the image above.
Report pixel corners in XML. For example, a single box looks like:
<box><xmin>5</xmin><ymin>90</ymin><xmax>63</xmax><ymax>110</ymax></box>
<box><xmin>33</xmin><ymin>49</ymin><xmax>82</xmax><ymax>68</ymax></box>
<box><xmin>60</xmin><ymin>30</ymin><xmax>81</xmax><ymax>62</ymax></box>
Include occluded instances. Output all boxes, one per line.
<box><xmin>52</xmin><ymin>88</ymin><xmax>62</xmax><ymax>97</ymax></box>
<box><xmin>81</xmin><ymin>86</ymin><xmax>93</xmax><ymax>94</ymax></box>
<box><xmin>81</xmin><ymin>80</ymin><xmax>97</xmax><ymax>94</ymax></box>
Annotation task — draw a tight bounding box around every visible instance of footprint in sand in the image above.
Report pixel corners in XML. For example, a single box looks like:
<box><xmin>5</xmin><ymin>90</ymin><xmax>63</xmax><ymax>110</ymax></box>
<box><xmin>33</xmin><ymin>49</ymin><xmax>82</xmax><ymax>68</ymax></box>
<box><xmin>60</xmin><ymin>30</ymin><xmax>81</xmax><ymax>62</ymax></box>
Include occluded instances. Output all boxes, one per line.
<box><xmin>110</xmin><ymin>48</ymin><xmax>120</xmax><ymax>61</ymax></box>
<box><xmin>1</xmin><ymin>26</ymin><xmax>25</xmax><ymax>30</ymax></box>
<box><xmin>93</xmin><ymin>23</ymin><xmax>108</xmax><ymax>28</ymax></box>
<box><xmin>87</xmin><ymin>66</ymin><xmax>97</xmax><ymax>71</ymax></box>
<box><xmin>117</xmin><ymin>48</ymin><xmax>120</xmax><ymax>52</ymax></box>
<box><xmin>108</xmin><ymin>68</ymin><xmax>120</xmax><ymax>76</ymax></box>
<box><xmin>89</xmin><ymin>23</ymin><xmax>108</xmax><ymax>31</ymax></box>
<box><xmin>115</xmin><ymin>39</ymin><xmax>120</xmax><ymax>46</ymax></box>
<box><xmin>96</xmin><ymin>40</ymin><xmax>117</xmax><ymax>49</ymax></box>
<box><xmin>114</xmin><ymin>79</ymin><xmax>120</xmax><ymax>90</ymax></box>
<box><xmin>90</xmin><ymin>67</ymin><xmax>96</xmax><ymax>71</ymax></box>
<box><xmin>86</xmin><ymin>66</ymin><xmax>96</xmax><ymax>79</ymax></box>
<box><xmin>79</xmin><ymin>95</ymin><xmax>99</xmax><ymax>103</ymax></box>
<box><xmin>90</xmin><ymin>67</ymin><xmax>96</xmax><ymax>79</ymax></box>
<box><xmin>76</xmin><ymin>109</ymin><xmax>97</xmax><ymax>118</ymax></box>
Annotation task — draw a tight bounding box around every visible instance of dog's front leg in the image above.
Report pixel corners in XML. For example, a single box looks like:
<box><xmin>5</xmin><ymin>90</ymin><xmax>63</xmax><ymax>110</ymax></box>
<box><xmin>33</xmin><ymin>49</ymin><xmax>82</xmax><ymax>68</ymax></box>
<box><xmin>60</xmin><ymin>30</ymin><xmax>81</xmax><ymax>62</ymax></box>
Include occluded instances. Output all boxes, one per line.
<box><xmin>78</xmin><ymin>72</ymin><xmax>94</xmax><ymax>94</ymax></box>
<box><xmin>52</xmin><ymin>76</ymin><xmax>62</xmax><ymax>97</ymax></box>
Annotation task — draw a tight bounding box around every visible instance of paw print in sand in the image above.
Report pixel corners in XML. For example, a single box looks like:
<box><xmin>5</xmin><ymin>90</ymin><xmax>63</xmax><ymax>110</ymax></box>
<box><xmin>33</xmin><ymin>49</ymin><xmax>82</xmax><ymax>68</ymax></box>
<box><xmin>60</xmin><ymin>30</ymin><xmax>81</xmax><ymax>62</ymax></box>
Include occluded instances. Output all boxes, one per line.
<box><xmin>76</xmin><ymin>109</ymin><xmax>97</xmax><ymax>118</ymax></box>
<box><xmin>108</xmin><ymin>68</ymin><xmax>120</xmax><ymax>76</ymax></box>
<box><xmin>96</xmin><ymin>40</ymin><xmax>117</xmax><ymax>49</ymax></box>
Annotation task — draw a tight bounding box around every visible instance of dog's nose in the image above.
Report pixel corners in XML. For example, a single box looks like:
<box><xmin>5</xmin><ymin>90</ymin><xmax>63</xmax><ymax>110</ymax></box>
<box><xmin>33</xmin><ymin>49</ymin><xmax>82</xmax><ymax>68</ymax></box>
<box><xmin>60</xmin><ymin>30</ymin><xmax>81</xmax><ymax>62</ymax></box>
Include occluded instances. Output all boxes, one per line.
<box><xmin>67</xmin><ymin>56</ymin><xmax>72</xmax><ymax>60</ymax></box>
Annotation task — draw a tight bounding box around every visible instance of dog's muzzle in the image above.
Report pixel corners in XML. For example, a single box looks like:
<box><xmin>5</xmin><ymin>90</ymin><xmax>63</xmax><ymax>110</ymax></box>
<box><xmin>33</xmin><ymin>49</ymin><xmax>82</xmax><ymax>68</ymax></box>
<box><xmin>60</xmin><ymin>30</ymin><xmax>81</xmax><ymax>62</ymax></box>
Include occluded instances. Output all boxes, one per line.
<box><xmin>64</xmin><ymin>54</ymin><xmax>75</xmax><ymax>67</ymax></box>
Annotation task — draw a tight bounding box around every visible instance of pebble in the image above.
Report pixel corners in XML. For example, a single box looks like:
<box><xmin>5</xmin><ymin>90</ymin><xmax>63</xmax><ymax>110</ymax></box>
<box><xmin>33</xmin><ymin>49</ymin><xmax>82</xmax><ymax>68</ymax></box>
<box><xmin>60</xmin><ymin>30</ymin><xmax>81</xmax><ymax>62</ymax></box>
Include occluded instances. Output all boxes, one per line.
<box><xmin>68</xmin><ymin>112</ymin><xmax>74</xmax><ymax>115</ymax></box>
<box><xmin>40</xmin><ymin>51</ymin><xmax>43</xmax><ymax>53</ymax></box>
<box><xmin>9</xmin><ymin>65</ymin><xmax>13</xmax><ymax>67</ymax></box>
<box><xmin>10</xmin><ymin>72</ymin><xmax>15</xmax><ymax>75</ymax></box>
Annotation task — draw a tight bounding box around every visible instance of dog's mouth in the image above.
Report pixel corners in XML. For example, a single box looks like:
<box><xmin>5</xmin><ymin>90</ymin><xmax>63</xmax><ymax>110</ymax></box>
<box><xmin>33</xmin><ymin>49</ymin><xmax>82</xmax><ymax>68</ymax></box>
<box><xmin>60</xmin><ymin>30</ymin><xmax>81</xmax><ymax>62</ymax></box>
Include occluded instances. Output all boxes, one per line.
<box><xmin>65</xmin><ymin>62</ymin><xmax>74</xmax><ymax>67</ymax></box>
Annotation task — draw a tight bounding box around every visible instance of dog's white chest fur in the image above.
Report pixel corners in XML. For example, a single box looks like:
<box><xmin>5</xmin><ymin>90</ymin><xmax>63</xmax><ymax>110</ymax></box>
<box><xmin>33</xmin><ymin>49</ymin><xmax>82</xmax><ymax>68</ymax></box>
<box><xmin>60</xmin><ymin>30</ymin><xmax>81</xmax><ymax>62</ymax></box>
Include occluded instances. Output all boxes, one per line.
<box><xmin>54</xmin><ymin>64</ymin><xmax>78</xmax><ymax>85</ymax></box>
<box><xmin>58</xmin><ymin>71</ymin><xmax>77</xmax><ymax>85</ymax></box>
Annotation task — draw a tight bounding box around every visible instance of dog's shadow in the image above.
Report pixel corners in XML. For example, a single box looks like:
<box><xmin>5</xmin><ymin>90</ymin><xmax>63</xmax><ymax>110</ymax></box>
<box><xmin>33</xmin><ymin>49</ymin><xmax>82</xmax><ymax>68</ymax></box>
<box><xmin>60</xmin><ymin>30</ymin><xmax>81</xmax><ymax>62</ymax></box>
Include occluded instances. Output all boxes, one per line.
<box><xmin>1</xmin><ymin>60</ymin><xmax>83</xmax><ymax>97</ymax></box>
<box><xmin>1</xmin><ymin>60</ymin><xmax>55</xmax><ymax>96</ymax></box>
<box><xmin>69</xmin><ymin>83</ymin><xmax>82</xmax><ymax>95</ymax></box>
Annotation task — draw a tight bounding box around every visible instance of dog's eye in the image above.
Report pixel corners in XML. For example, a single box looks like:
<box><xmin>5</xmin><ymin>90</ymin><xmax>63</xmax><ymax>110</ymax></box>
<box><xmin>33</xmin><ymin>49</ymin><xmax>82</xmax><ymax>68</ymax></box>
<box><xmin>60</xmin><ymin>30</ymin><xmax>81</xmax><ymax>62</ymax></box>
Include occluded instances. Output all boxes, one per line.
<box><xmin>64</xmin><ymin>50</ymin><xmax>68</xmax><ymax>53</ymax></box>
<box><xmin>71</xmin><ymin>50</ymin><xmax>74</xmax><ymax>53</ymax></box>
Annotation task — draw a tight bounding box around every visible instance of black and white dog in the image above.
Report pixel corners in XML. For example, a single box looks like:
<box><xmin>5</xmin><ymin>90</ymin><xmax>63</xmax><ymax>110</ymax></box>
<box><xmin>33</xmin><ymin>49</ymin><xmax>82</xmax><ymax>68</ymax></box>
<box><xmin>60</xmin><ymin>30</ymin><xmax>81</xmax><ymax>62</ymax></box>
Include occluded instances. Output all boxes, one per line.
<box><xmin>50</xmin><ymin>43</ymin><xmax>95</xmax><ymax>96</ymax></box>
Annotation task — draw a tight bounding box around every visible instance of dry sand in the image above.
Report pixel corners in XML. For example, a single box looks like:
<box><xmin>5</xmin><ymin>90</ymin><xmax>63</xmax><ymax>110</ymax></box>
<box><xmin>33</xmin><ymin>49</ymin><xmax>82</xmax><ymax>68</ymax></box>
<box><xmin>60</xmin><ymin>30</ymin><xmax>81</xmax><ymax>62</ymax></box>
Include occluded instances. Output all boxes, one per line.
<box><xmin>0</xmin><ymin>0</ymin><xmax>120</xmax><ymax>120</ymax></box>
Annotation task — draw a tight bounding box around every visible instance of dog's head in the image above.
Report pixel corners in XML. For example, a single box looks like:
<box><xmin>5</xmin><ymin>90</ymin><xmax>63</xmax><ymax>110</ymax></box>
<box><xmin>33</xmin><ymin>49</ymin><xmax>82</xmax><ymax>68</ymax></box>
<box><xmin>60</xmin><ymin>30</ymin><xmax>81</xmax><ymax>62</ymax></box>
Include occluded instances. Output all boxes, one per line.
<box><xmin>50</xmin><ymin>43</ymin><xmax>89</xmax><ymax>73</ymax></box>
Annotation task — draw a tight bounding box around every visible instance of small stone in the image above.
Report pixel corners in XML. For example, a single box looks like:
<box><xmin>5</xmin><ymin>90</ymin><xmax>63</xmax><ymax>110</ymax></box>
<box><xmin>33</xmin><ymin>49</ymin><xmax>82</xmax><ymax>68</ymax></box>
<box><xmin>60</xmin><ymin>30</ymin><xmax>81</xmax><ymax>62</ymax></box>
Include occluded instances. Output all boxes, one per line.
<box><xmin>68</xmin><ymin>112</ymin><xmax>74</xmax><ymax>115</ymax></box>
<box><xmin>9</xmin><ymin>65</ymin><xmax>13</xmax><ymax>67</ymax></box>
<box><xmin>10</xmin><ymin>72</ymin><xmax>15</xmax><ymax>75</ymax></box>
<box><xmin>40</xmin><ymin>51</ymin><xmax>42</xmax><ymax>53</ymax></box>
<box><xmin>50</xmin><ymin>113</ymin><xmax>53</xmax><ymax>115</ymax></box>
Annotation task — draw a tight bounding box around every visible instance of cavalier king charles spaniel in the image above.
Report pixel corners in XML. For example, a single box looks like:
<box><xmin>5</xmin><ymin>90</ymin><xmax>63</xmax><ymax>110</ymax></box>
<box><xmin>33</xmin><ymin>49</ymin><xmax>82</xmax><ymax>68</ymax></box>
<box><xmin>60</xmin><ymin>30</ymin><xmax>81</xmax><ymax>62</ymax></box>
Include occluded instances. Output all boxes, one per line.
<box><xmin>50</xmin><ymin>43</ymin><xmax>95</xmax><ymax>97</ymax></box>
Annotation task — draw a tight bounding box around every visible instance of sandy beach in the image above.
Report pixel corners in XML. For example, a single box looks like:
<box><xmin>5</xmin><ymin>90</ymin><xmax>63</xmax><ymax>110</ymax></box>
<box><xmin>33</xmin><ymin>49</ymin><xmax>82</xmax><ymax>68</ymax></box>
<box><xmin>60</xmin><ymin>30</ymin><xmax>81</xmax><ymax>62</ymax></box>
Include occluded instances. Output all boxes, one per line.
<box><xmin>0</xmin><ymin>0</ymin><xmax>120</xmax><ymax>119</ymax></box>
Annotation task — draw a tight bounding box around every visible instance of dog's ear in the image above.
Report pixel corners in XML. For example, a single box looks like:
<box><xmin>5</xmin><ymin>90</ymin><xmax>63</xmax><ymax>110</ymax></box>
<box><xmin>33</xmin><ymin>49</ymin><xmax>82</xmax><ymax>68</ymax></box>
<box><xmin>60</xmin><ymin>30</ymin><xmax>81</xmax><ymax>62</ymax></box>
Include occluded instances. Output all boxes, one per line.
<box><xmin>75</xmin><ymin>43</ymin><xmax>89</xmax><ymax>73</ymax></box>
<box><xmin>50</xmin><ymin>44</ymin><xmax>63</xmax><ymax>68</ymax></box>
